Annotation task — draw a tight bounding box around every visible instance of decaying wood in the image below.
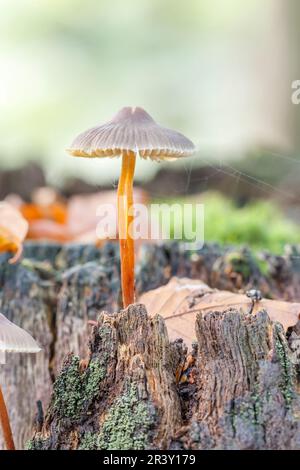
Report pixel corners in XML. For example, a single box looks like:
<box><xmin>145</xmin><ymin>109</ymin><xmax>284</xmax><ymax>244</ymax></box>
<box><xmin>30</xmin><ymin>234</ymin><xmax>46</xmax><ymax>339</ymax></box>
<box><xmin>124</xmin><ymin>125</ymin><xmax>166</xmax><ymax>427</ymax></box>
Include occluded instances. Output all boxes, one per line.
<box><xmin>1</xmin><ymin>241</ymin><xmax>300</xmax><ymax>449</ymax></box>
<box><xmin>138</xmin><ymin>243</ymin><xmax>300</xmax><ymax>301</ymax></box>
<box><xmin>188</xmin><ymin>309</ymin><xmax>300</xmax><ymax>449</ymax></box>
<box><xmin>29</xmin><ymin>305</ymin><xmax>183</xmax><ymax>450</ymax></box>
<box><xmin>28</xmin><ymin>304</ymin><xmax>300</xmax><ymax>450</ymax></box>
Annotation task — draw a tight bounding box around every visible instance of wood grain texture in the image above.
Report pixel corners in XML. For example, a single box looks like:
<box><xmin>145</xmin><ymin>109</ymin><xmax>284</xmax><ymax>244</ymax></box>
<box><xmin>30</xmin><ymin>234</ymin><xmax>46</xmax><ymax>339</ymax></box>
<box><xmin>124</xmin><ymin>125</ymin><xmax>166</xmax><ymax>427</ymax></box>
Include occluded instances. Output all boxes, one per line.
<box><xmin>178</xmin><ymin>309</ymin><xmax>300</xmax><ymax>449</ymax></box>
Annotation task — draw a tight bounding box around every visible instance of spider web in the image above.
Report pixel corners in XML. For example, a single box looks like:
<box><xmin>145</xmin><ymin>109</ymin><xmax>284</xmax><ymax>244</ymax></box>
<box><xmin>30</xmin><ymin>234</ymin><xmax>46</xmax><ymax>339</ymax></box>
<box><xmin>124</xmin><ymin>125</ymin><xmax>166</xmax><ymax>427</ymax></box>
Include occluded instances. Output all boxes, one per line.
<box><xmin>103</xmin><ymin>149</ymin><xmax>300</xmax><ymax>261</ymax></box>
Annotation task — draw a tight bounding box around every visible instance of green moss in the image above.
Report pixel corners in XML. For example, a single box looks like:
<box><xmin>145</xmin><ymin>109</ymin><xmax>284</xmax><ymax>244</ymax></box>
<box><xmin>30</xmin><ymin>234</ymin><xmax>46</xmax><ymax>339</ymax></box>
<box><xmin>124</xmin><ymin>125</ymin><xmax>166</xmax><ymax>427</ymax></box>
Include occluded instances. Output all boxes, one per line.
<box><xmin>65</xmin><ymin>382</ymin><xmax>153</xmax><ymax>450</ymax></box>
<box><xmin>274</xmin><ymin>324</ymin><xmax>295</xmax><ymax>407</ymax></box>
<box><xmin>25</xmin><ymin>437</ymin><xmax>50</xmax><ymax>450</ymax></box>
<box><xmin>225</xmin><ymin>251</ymin><xmax>252</xmax><ymax>280</ymax></box>
<box><xmin>52</xmin><ymin>355</ymin><xmax>106</xmax><ymax>420</ymax></box>
<box><xmin>157</xmin><ymin>192</ymin><xmax>300</xmax><ymax>254</ymax></box>
<box><xmin>97</xmin><ymin>383</ymin><xmax>152</xmax><ymax>450</ymax></box>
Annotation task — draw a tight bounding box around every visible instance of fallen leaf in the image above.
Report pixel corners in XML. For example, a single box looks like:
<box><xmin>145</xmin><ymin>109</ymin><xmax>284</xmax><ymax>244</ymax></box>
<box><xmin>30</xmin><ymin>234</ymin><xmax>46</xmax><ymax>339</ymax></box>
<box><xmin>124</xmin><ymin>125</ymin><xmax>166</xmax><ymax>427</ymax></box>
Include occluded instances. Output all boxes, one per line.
<box><xmin>139</xmin><ymin>277</ymin><xmax>300</xmax><ymax>348</ymax></box>
<box><xmin>0</xmin><ymin>202</ymin><xmax>28</xmax><ymax>264</ymax></box>
<box><xmin>21</xmin><ymin>187</ymin><xmax>67</xmax><ymax>224</ymax></box>
<box><xmin>27</xmin><ymin>219</ymin><xmax>70</xmax><ymax>242</ymax></box>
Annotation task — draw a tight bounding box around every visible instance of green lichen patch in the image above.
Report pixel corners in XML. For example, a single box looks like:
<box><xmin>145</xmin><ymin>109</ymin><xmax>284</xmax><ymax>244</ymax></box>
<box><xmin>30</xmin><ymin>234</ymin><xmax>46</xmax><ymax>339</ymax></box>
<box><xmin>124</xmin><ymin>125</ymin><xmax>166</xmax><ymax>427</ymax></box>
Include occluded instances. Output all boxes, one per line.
<box><xmin>97</xmin><ymin>383</ymin><xmax>153</xmax><ymax>450</ymax></box>
<box><xmin>227</xmin><ymin>391</ymin><xmax>261</xmax><ymax>435</ymax></box>
<box><xmin>274</xmin><ymin>324</ymin><xmax>295</xmax><ymax>407</ymax></box>
<box><xmin>25</xmin><ymin>437</ymin><xmax>51</xmax><ymax>450</ymax></box>
<box><xmin>78</xmin><ymin>432</ymin><xmax>98</xmax><ymax>450</ymax></box>
<box><xmin>52</xmin><ymin>355</ymin><xmax>106</xmax><ymax>420</ymax></box>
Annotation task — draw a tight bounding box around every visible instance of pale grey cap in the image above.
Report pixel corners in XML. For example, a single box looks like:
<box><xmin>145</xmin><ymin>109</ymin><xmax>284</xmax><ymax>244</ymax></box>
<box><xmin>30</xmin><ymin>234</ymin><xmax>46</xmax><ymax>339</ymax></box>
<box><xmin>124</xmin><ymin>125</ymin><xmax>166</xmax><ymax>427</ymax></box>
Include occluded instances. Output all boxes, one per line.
<box><xmin>0</xmin><ymin>313</ymin><xmax>41</xmax><ymax>354</ymax></box>
<box><xmin>67</xmin><ymin>106</ymin><xmax>195</xmax><ymax>161</ymax></box>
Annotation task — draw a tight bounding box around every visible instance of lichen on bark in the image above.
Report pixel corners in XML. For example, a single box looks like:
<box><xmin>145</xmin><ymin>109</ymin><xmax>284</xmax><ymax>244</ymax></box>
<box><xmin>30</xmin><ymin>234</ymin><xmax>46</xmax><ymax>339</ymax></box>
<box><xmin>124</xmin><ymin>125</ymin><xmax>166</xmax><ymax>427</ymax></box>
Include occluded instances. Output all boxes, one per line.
<box><xmin>97</xmin><ymin>383</ymin><xmax>153</xmax><ymax>450</ymax></box>
<box><xmin>51</xmin><ymin>356</ymin><xmax>106</xmax><ymax>420</ymax></box>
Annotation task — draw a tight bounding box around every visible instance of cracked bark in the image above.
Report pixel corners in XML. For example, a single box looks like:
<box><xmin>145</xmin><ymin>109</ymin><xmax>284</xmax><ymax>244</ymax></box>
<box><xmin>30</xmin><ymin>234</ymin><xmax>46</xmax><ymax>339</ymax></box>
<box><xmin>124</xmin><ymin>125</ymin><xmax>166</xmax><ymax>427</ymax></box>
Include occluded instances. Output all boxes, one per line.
<box><xmin>29</xmin><ymin>305</ymin><xmax>300</xmax><ymax>450</ymax></box>
<box><xmin>1</xmin><ymin>241</ymin><xmax>300</xmax><ymax>449</ymax></box>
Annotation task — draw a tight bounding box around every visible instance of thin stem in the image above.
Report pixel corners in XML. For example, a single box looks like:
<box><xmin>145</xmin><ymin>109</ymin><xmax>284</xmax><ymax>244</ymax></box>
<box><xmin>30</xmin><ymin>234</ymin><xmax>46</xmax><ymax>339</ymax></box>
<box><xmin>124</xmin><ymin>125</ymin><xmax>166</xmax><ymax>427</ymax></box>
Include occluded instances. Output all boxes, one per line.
<box><xmin>0</xmin><ymin>384</ymin><xmax>15</xmax><ymax>450</ymax></box>
<box><xmin>117</xmin><ymin>151</ymin><xmax>136</xmax><ymax>308</ymax></box>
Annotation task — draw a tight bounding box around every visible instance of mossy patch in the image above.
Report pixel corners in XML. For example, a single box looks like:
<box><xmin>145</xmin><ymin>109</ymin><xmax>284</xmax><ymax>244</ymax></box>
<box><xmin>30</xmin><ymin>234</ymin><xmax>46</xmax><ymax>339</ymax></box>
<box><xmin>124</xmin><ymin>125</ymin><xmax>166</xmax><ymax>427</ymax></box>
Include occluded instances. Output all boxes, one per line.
<box><xmin>25</xmin><ymin>437</ymin><xmax>50</xmax><ymax>450</ymax></box>
<box><xmin>78</xmin><ymin>432</ymin><xmax>98</xmax><ymax>450</ymax></box>
<box><xmin>253</xmin><ymin>255</ymin><xmax>270</xmax><ymax>278</ymax></box>
<box><xmin>25</xmin><ymin>439</ymin><xmax>37</xmax><ymax>450</ymax></box>
<box><xmin>97</xmin><ymin>383</ymin><xmax>152</xmax><ymax>450</ymax></box>
<box><xmin>52</xmin><ymin>355</ymin><xmax>106</xmax><ymax>420</ymax></box>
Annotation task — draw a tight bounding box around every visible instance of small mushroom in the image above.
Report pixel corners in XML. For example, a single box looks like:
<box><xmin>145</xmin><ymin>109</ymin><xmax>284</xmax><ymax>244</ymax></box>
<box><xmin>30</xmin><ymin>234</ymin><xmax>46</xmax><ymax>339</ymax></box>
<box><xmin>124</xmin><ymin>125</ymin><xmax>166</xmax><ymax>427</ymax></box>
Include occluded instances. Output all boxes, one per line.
<box><xmin>0</xmin><ymin>313</ymin><xmax>41</xmax><ymax>450</ymax></box>
<box><xmin>67</xmin><ymin>107</ymin><xmax>195</xmax><ymax>307</ymax></box>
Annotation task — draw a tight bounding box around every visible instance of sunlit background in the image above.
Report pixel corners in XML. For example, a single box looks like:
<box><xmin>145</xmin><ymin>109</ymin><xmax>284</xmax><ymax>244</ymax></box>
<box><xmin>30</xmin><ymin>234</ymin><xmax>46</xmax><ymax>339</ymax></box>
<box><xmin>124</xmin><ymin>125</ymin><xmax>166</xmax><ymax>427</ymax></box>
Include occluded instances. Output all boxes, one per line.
<box><xmin>1</xmin><ymin>0</ymin><xmax>300</xmax><ymax>252</ymax></box>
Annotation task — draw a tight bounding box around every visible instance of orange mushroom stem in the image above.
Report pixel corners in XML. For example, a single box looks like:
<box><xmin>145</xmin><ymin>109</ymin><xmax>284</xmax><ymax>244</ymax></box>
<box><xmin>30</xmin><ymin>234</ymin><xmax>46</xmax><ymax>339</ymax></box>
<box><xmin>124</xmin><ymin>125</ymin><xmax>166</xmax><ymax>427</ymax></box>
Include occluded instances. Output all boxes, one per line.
<box><xmin>117</xmin><ymin>151</ymin><xmax>136</xmax><ymax>307</ymax></box>
<box><xmin>0</xmin><ymin>384</ymin><xmax>15</xmax><ymax>450</ymax></box>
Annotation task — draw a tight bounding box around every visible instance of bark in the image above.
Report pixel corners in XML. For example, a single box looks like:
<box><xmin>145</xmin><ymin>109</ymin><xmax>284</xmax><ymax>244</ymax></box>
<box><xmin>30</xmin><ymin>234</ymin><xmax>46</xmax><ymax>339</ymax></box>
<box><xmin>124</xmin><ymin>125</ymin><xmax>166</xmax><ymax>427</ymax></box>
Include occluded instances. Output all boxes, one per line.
<box><xmin>28</xmin><ymin>304</ymin><xmax>300</xmax><ymax>450</ymax></box>
<box><xmin>187</xmin><ymin>309</ymin><xmax>300</xmax><ymax>450</ymax></box>
<box><xmin>1</xmin><ymin>241</ymin><xmax>300</xmax><ymax>449</ymax></box>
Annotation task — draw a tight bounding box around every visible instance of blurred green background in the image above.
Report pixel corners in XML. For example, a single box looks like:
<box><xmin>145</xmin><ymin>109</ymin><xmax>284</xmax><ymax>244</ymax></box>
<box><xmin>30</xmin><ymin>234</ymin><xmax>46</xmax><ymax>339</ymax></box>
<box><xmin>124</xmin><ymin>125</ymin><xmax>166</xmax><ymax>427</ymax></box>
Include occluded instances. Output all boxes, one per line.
<box><xmin>1</xmin><ymin>0</ymin><xmax>299</xmax><ymax>180</ymax></box>
<box><xmin>1</xmin><ymin>0</ymin><xmax>300</xmax><ymax>252</ymax></box>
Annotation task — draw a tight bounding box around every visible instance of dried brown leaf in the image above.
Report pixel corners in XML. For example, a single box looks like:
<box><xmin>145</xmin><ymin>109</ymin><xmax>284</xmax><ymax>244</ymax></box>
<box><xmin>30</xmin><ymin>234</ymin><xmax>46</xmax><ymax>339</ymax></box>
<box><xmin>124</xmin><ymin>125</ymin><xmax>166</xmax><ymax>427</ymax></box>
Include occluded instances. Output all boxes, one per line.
<box><xmin>139</xmin><ymin>277</ymin><xmax>300</xmax><ymax>348</ymax></box>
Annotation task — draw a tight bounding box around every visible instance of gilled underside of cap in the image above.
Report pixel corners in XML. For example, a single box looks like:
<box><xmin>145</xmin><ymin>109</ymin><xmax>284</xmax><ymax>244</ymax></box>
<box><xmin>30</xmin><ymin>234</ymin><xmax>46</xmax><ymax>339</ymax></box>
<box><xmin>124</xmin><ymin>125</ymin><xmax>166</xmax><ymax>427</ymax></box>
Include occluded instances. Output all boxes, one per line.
<box><xmin>67</xmin><ymin>106</ymin><xmax>195</xmax><ymax>161</ymax></box>
<box><xmin>0</xmin><ymin>313</ymin><xmax>41</xmax><ymax>354</ymax></box>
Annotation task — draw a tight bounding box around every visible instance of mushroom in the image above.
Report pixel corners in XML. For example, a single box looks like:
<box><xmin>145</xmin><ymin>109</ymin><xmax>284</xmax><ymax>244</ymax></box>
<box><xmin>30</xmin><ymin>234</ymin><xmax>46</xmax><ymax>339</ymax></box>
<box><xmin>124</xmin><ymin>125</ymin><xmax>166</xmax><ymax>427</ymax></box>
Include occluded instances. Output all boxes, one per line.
<box><xmin>67</xmin><ymin>107</ymin><xmax>195</xmax><ymax>307</ymax></box>
<box><xmin>0</xmin><ymin>313</ymin><xmax>41</xmax><ymax>450</ymax></box>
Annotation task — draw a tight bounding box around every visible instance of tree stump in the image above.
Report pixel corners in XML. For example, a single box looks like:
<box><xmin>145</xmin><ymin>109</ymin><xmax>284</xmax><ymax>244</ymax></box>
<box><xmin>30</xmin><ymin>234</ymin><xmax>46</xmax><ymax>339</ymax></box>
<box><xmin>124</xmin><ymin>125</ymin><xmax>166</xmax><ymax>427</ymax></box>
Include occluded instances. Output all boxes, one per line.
<box><xmin>1</xmin><ymin>241</ymin><xmax>300</xmax><ymax>449</ymax></box>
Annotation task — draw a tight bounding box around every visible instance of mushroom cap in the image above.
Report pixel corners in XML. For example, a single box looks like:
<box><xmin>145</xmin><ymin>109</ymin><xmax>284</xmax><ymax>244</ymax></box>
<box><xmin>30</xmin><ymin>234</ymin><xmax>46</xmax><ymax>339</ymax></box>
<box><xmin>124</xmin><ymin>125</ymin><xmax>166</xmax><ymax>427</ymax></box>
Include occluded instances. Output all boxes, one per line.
<box><xmin>0</xmin><ymin>313</ymin><xmax>41</xmax><ymax>354</ymax></box>
<box><xmin>67</xmin><ymin>106</ymin><xmax>195</xmax><ymax>161</ymax></box>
